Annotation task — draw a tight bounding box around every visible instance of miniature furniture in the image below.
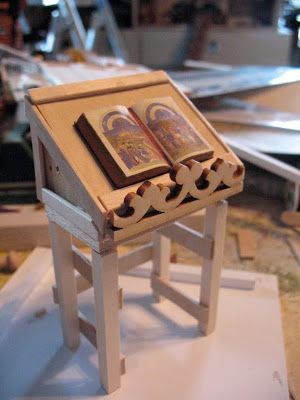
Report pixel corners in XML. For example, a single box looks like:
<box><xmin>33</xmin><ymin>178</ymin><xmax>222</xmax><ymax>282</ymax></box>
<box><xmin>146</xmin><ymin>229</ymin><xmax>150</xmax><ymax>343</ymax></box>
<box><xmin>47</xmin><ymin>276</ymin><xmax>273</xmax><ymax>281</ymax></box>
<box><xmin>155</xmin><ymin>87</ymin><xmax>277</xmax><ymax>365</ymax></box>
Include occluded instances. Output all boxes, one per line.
<box><xmin>25</xmin><ymin>71</ymin><xmax>244</xmax><ymax>394</ymax></box>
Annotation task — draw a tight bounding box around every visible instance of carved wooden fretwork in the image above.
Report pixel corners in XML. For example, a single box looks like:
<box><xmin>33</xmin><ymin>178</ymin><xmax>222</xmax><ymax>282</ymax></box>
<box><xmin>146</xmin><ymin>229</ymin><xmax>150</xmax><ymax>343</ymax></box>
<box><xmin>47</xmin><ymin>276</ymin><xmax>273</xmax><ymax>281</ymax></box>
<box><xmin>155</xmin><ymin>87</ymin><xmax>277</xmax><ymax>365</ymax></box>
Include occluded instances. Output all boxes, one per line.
<box><xmin>108</xmin><ymin>158</ymin><xmax>244</xmax><ymax>229</ymax></box>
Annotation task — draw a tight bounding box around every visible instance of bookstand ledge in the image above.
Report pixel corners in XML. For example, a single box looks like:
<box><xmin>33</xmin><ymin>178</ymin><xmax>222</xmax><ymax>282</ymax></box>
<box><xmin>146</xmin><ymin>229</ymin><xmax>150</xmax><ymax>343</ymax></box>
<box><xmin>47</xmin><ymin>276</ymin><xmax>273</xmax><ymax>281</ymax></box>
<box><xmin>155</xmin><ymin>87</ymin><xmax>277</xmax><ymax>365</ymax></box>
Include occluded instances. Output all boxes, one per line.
<box><xmin>25</xmin><ymin>71</ymin><xmax>244</xmax><ymax>394</ymax></box>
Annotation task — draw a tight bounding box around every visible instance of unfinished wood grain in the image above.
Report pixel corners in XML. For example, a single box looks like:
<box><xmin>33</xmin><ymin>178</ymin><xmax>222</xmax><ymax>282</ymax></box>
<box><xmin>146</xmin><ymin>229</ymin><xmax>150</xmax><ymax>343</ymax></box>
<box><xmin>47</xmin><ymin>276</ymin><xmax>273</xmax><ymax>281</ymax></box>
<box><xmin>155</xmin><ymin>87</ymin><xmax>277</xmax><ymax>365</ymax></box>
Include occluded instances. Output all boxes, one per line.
<box><xmin>152</xmin><ymin>232</ymin><xmax>171</xmax><ymax>302</ymax></box>
<box><xmin>151</xmin><ymin>273</ymin><xmax>208</xmax><ymax>321</ymax></box>
<box><xmin>49</xmin><ymin>222</ymin><xmax>80</xmax><ymax>350</ymax></box>
<box><xmin>28</xmin><ymin>71</ymin><xmax>169</xmax><ymax>104</ymax></box>
<box><xmin>30</xmin><ymin>129</ymin><xmax>46</xmax><ymax>200</ymax></box>
<box><xmin>72</xmin><ymin>245</ymin><xmax>92</xmax><ymax>284</ymax></box>
<box><xmin>92</xmin><ymin>249</ymin><xmax>121</xmax><ymax>393</ymax></box>
<box><xmin>78</xmin><ymin>312</ymin><xmax>97</xmax><ymax>348</ymax></box>
<box><xmin>53</xmin><ymin>273</ymin><xmax>123</xmax><ymax>309</ymax></box>
<box><xmin>52</xmin><ymin>272</ymin><xmax>90</xmax><ymax>304</ymax></box>
<box><xmin>118</xmin><ymin>243</ymin><xmax>153</xmax><ymax>274</ymax></box>
<box><xmin>159</xmin><ymin>221</ymin><xmax>213</xmax><ymax>259</ymax></box>
<box><xmin>0</xmin><ymin>206</ymin><xmax>49</xmax><ymax>251</ymax></box>
<box><xmin>236</xmin><ymin>228</ymin><xmax>258</xmax><ymax>260</ymax></box>
<box><xmin>42</xmin><ymin>189</ymin><xmax>99</xmax><ymax>241</ymax></box>
<box><xmin>199</xmin><ymin>201</ymin><xmax>227</xmax><ymax>335</ymax></box>
<box><xmin>45</xmin><ymin>206</ymin><xmax>101</xmax><ymax>252</ymax></box>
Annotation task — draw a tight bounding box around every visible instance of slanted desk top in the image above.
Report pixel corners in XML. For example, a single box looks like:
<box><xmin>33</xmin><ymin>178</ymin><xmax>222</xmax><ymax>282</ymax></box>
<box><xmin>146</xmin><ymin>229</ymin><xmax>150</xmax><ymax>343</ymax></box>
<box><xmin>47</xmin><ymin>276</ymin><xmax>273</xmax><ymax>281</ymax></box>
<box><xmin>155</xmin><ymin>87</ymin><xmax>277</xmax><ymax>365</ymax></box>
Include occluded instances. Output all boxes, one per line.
<box><xmin>25</xmin><ymin>71</ymin><xmax>244</xmax><ymax>243</ymax></box>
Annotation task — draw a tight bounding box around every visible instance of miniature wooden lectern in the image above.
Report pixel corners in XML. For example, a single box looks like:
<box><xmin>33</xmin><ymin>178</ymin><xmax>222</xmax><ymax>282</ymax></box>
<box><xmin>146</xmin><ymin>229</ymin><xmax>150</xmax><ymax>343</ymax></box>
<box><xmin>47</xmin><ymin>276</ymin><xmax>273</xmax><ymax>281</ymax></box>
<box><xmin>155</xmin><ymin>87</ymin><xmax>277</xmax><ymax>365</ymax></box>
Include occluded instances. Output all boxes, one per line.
<box><xmin>25</xmin><ymin>71</ymin><xmax>244</xmax><ymax>394</ymax></box>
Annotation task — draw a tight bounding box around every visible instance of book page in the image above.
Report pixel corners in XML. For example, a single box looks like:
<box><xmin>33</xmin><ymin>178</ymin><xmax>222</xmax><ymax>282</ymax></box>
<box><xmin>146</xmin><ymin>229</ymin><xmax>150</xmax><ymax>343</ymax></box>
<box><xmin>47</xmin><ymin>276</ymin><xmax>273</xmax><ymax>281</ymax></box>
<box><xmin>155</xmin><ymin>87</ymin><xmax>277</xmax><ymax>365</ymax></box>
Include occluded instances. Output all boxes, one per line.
<box><xmin>77</xmin><ymin>105</ymin><xmax>169</xmax><ymax>179</ymax></box>
<box><xmin>131</xmin><ymin>97</ymin><xmax>214</xmax><ymax>164</ymax></box>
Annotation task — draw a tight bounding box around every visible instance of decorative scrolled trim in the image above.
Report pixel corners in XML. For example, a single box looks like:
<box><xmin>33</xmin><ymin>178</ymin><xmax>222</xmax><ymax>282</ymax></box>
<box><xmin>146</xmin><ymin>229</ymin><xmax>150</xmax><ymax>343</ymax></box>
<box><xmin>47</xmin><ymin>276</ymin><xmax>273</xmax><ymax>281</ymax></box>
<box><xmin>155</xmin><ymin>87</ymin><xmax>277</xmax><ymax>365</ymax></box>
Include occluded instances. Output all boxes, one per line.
<box><xmin>108</xmin><ymin>158</ymin><xmax>244</xmax><ymax>229</ymax></box>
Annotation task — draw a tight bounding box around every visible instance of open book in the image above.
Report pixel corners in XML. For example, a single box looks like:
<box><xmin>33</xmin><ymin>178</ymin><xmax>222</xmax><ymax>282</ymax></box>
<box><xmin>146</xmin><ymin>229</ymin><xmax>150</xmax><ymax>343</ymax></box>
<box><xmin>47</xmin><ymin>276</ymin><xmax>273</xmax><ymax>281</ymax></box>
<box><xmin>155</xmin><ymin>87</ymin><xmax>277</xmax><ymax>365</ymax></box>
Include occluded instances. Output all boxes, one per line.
<box><xmin>75</xmin><ymin>96</ymin><xmax>214</xmax><ymax>188</ymax></box>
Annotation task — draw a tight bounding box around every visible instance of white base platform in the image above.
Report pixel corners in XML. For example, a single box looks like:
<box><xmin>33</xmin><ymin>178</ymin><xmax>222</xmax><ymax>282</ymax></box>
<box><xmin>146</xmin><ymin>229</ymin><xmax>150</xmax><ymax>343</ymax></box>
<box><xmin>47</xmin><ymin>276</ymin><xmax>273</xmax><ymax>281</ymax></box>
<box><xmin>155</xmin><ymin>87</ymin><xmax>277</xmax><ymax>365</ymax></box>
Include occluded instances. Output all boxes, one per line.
<box><xmin>0</xmin><ymin>255</ymin><xmax>288</xmax><ymax>400</ymax></box>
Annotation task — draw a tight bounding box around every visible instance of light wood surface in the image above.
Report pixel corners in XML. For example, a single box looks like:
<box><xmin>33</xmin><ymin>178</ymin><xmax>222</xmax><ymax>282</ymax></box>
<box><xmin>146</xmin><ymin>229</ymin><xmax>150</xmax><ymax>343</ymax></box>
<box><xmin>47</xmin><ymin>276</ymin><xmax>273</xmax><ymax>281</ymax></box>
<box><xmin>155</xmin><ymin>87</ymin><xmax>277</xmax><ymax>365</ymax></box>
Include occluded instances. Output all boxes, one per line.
<box><xmin>91</xmin><ymin>249</ymin><xmax>121</xmax><ymax>393</ymax></box>
<box><xmin>152</xmin><ymin>232</ymin><xmax>171</xmax><ymax>302</ymax></box>
<box><xmin>199</xmin><ymin>201</ymin><xmax>227</xmax><ymax>334</ymax></box>
<box><xmin>159</xmin><ymin>221</ymin><xmax>213</xmax><ymax>259</ymax></box>
<box><xmin>49</xmin><ymin>222</ymin><xmax>80</xmax><ymax>350</ymax></box>
<box><xmin>236</xmin><ymin>228</ymin><xmax>258</xmax><ymax>260</ymax></box>
<box><xmin>151</xmin><ymin>273</ymin><xmax>208</xmax><ymax>320</ymax></box>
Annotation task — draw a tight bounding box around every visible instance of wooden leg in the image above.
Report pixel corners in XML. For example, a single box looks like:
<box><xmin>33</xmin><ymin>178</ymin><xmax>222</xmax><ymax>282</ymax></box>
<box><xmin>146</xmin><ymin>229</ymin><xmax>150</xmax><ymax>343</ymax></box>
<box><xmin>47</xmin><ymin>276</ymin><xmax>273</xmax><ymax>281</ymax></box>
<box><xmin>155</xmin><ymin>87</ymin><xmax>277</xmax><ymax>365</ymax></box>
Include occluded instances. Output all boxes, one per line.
<box><xmin>92</xmin><ymin>249</ymin><xmax>121</xmax><ymax>393</ymax></box>
<box><xmin>152</xmin><ymin>230</ymin><xmax>171</xmax><ymax>302</ymax></box>
<box><xmin>49</xmin><ymin>221</ymin><xmax>80</xmax><ymax>350</ymax></box>
<box><xmin>199</xmin><ymin>200</ymin><xmax>228</xmax><ymax>335</ymax></box>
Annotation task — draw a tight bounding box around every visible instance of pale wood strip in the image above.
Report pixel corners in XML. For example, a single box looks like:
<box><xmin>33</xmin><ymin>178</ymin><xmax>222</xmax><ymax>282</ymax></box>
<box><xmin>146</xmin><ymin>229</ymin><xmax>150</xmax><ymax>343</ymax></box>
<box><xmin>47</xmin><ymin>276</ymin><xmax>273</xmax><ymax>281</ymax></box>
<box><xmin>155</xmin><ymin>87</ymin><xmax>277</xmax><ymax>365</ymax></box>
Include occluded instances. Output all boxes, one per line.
<box><xmin>152</xmin><ymin>232</ymin><xmax>171</xmax><ymax>302</ymax></box>
<box><xmin>30</xmin><ymin>129</ymin><xmax>46</xmax><ymax>200</ymax></box>
<box><xmin>78</xmin><ymin>315</ymin><xmax>126</xmax><ymax>375</ymax></box>
<box><xmin>159</xmin><ymin>222</ymin><xmax>213</xmax><ymax>259</ymax></box>
<box><xmin>118</xmin><ymin>243</ymin><xmax>153</xmax><ymax>274</ymax></box>
<box><xmin>79</xmin><ymin>312</ymin><xmax>97</xmax><ymax>348</ymax></box>
<box><xmin>199</xmin><ymin>201</ymin><xmax>227</xmax><ymax>335</ymax></box>
<box><xmin>42</xmin><ymin>188</ymin><xmax>99</xmax><ymax>241</ymax></box>
<box><xmin>151</xmin><ymin>273</ymin><xmax>208</xmax><ymax>321</ymax></box>
<box><xmin>92</xmin><ymin>249</ymin><xmax>121</xmax><ymax>393</ymax></box>
<box><xmin>28</xmin><ymin>70</ymin><xmax>169</xmax><ymax>104</ymax></box>
<box><xmin>52</xmin><ymin>272</ymin><xmax>91</xmax><ymax>304</ymax></box>
<box><xmin>72</xmin><ymin>246</ymin><xmax>92</xmax><ymax>284</ymax></box>
<box><xmin>236</xmin><ymin>228</ymin><xmax>258</xmax><ymax>260</ymax></box>
<box><xmin>49</xmin><ymin>222</ymin><xmax>80</xmax><ymax>350</ymax></box>
<box><xmin>45</xmin><ymin>206</ymin><xmax>100</xmax><ymax>251</ymax></box>
<box><xmin>53</xmin><ymin>273</ymin><xmax>123</xmax><ymax>308</ymax></box>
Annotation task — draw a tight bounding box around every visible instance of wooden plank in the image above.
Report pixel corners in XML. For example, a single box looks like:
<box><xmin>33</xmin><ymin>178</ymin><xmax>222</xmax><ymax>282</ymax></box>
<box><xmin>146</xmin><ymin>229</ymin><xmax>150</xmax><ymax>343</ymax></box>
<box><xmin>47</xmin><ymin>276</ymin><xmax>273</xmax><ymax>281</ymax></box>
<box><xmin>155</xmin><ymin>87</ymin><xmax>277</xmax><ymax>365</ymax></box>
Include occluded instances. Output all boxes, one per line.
<box><xmin>79</xmin><ymin>312</ymin><xmax>126</xmax><ymax>376</ymax></box>
<box><xmin>30</xmin><ymin>130</ymin><xmax>46</xmax><ymax>200</ymax></box>
<box><xmin>53</xmin><ymin>273</ymin><xmax>123</xmax><ymax>309</ymax></box>
<box><xmin>91</xmin><ymin>249</ymin><xmax>121</xmax><ymax>393</ymax></box>
<box><xmin>42</xmin><ymin>189</ymin><xmax>99</xmax><ymax>241</ymax></box>
<box><xmin>0</xmin><ymin>247</ymin><xmax>52</xmax><ymax>344</ymax></box>
<box><xmin>281</xmin><ymin>211</ymin><xmax>300</xmax><ymax>227</ymax></box>
<box><xmin>118</xmin><ymin>243</ymin><xmax>153</xmax><ymax>274</ymax></box>
<box><xmin>0</xmin><ymin>206</ymin><xmax>49</xmax><ymax>251</ymax></box>
<box><xmin>159</xmin><ymin>222</ymin><xmax>213</xmax><ymax>259</ymax></box>
<box><xmin>79</xmin><ymin>312</ymin><xmax>97</xmax><ymax>348</ymax></box>
<box><xmin>53</xmin><ymin>272</ymin><xmax>91</xmax><ymax>304</ymax></box>
<box><xmin>45</xmin><ymin>206</ymin><xmax>101</xmax><ymax>252</ymax></box>
<box><xmin>287</xmin><ymin>237</ymin><xmax>300</xmax><ymax>265</ymax></box>
<box><xmin>28</xmin><ymin>71</ymin><xmax>169</xmax><ymax>104</ymax></box>
<box><xmin>72</xmin><ymin>246</ymin><xmax>92</xmax><ymax>284</ymax></box>
<box><xmin>236</xmin><ymin>228</ymin><xmax>258</xmax><ymax>260</ymax></box>
<box><xmin>152</xmin><ymin>232</ymin><xmax>171</xmax><ymax>302</ymax></box>
<box><xmin>199</xmin><ymin>201</ymin><xmax>227</xmax><ymax>335</ymax></box>
<box><xmin>125</xmin><ymin>259</ymin><xmax>256</xmax><ymax>291</ymax></box>
<box><xmin>151</xmin><ymin>273</ymin><xmax>208</xmax><ymax>321</ymax></box>
<box><xmin>49</xmin><ymin>222</ymin><xmax>80</xmax><ymax>350</ymax></box>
